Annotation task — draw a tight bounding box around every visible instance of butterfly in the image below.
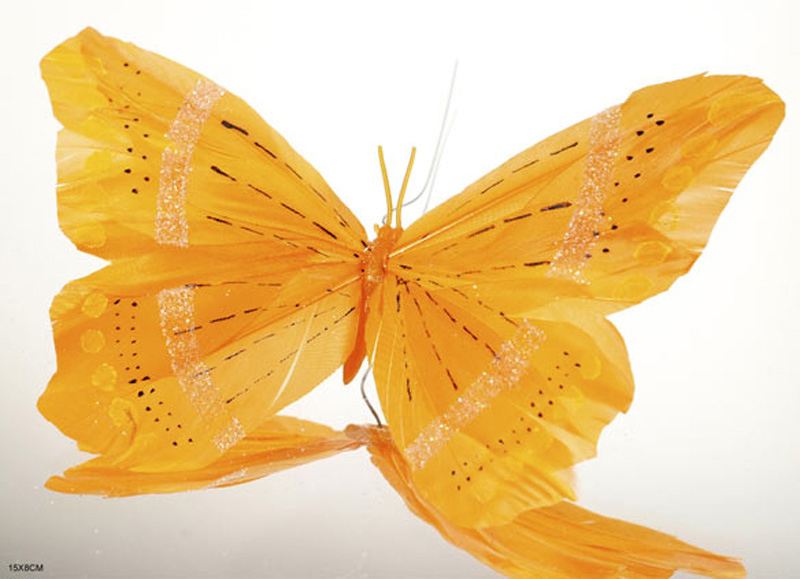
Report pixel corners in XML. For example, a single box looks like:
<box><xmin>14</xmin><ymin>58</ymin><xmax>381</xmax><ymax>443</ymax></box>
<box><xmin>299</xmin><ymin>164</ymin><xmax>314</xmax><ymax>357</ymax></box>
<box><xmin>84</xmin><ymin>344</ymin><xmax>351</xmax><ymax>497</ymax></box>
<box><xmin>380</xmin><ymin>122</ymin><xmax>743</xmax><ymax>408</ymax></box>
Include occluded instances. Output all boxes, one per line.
<box><xmin>40</xmin><ymin>27</ymin><xmax>783</xmax><ymax>577</ymax></box>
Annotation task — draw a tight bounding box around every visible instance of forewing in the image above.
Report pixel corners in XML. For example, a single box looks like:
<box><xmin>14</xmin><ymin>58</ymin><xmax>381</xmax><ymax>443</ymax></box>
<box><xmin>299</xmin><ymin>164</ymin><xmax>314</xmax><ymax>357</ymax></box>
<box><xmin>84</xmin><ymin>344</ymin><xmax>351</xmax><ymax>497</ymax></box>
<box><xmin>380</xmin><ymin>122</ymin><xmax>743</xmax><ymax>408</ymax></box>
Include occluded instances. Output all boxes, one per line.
<box><xmin>394</xmin><ymin>74</ymin><xmax>784</xmax><ymax>314</ymax></box>
<box><xmin>41</xmin><ymin>27</ymin><xmax>367</xmax><ymax>259</ymax></box>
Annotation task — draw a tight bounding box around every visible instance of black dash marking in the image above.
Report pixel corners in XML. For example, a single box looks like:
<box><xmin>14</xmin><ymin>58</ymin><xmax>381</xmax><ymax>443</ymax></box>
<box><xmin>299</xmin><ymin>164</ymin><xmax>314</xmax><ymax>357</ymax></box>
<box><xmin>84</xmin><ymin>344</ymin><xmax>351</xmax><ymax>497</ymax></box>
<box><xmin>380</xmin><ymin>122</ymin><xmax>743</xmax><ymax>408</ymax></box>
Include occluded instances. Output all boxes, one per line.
<box><xmin>285</xmin><ymin>163</ymin><xmax>303</xmax><ymax>180</ymax></box>
<box><xmin>174</xmin><ymin>325</ymin><xmax>202</xmax><ymax>335</ymax></box>
<box><xmin>462</xmin><ymin>325</ymin><xmax>479</xmax><ymax>340</ymax></box>
<box><xmin>656</xmin><ymin>119</ymin><xmax>665</xmax><ymax>126</ymax></box>
<box><xmin>306</xmin><ymin>245</ymin><xmax>331</xmax><ymax>257</ymax></box>
<box><xmin>412</xmin><ymin>297</ymin><xmax>424</xmax><ymax>316</ymax></box>
<box><xmin>443</xmin><ymin>308</ymin><xmax>456</xmax><ymax>323</ymax></box>
<box><xmin>210</xmin><ymin>165</ymin><xmax>236</xmax><ymax>181</ymax></box>
<box><xmin>491</xmin><ymin>264</ymin><xmax>516</xmax><ymax>271</ymax></box>
<box><xmin>281</xmin><ymin>202</ymin><xmax>305</xmax><ymax>218</ymax></box>
<box><xmin>209</xmin><ymin>314</ymin><xmax>236</xmax><ymax>324</ymax></box>
<box><xmin>240</xmin><ymin>225</ymin><xmax>264</xmax><ymax>236</ymax></box>
<box><xmin>446</xmin><ymin>368</ymin><xmax>459</xmax><ymax>391</ymax></box>
<box><xmin>636</xmin><ymin>130</ymin><xmax>645</xmax><ymax>136</ymax></box>
<box><xmin>504</xmin><ymin>213</ymin><xmax>532</xmax><ymax>223</ymax></box>
<box><xmin>540</xmin><ymin>201</ymin><xmax>572</xmax><ymax>212</ymax></box>
<box><xmin>399</xmin><ymin>264</ymin><xmax>413</xmax><ymax>270</ymax></box>
<box><xmin>424</xmin><ymin>291</ymin><xmax>439</xmax><ymax>306</ymax></box>
<box><xmin>550</xmin><ymin>141</ymin><xmax>578</xmax><ymax>155</ymax></box>
<box><xmin>396</xmin><ymin>293</ymin><xmax>401</xmax><ymax>313</ymax></box>
<box><xmin>306</xmin><ymin>330</ymin><xmax>325</xmax><ymax>344</ymax></box>
<box><xmin>406</xmin><ymin>377</ymin><xmax>412</xmax><ymax>402</ymax></box>
<box><xmin>206</xmin><ymin>215</ymin><xmax>233</xmax><ymax>226</ymax></box>
<box><xmin>192</xmin><ymin>366</ymin><xmax>215</xmax><ymax>378</ymax></box>
<box><xmin>225</xmin><ymin>387</ymin><xmax>251</xmax><ymax>404</ymax></box>
<box><xmin>646</xmin><ymin>147</ymin><xmax>654</xmax><ymax>153</ymax></box>
<box><xmin>224</xmin><ymin>349</ymin><xmax>246</xmax><ymax>361</ymax></box>
<box><xmin>280</xmin><ymin>349</ymin><xmax>299</xmax><ymax>364</ymax></box>
<box><xmin>309</xmin><ymin>185</ymin><xmax>326</xmax><ymax>201</ymax></box>
<box><xmin>254</xmin><ymin>332</ymin><xmax>275</xmax><ymax>344</ymax></box>
<box><xmin>512</xmin><ymin>159</ymin><xmax>539</xmax><ymax>173</ymax></box>
<box><xmin>360</xmin><ymin>240</ymin><xmax>369</xmax><ymax>249</ymax></box>
<box><xmin>480</xmin><ymin>179</ymin><xmax>503</xmax><ymax>195</ymax></box>
<box><xmin>523</xmin><ymin>260</ymin><xmax>551</xmax><ymax>267</ymax></box>
<box><xmin>254</xmin><ymin>141</ymin><xmax>276</xmax><ymax>158</ymax></box>
<box><xmin>432</xmin><ymin>242</ymin><xmax>457</xmax><ymax>255</ymax></box>
<box><xmin>243</xmin><ymin>307</ymin><xmax>260</xmax><ymax>314</ymax></box>
<box><xmin>333</xmin><ymin>307</ymin><xmax>356</xmax><ymax>324</ymax></box>
<box><xmin>313</xmin><ymin>221</ymin><xmax>338</xmax><ymax>239</ymax></box>
<box><xmin>485</xmin><ymin>343</ymin><xmax>498</xmax><ymax>357</ymax></box>
<box><xmin>468</xmin><ymin>225</ymin><xmax>495</xmax><ymax>238</ymax></box>
<box><xmin>221</xmin><ymin>120</ymin><xmax>249</xmax><ymax>135</ymax></box>
<box><xmin>248</xmin><ymin>183</ymin><xmax>272</xmax><ymax>199</ymax></box>
<box><xmin>499</xmin><ymin>311</ymin><xmax>518</xmax><ymax>327</ymax></box>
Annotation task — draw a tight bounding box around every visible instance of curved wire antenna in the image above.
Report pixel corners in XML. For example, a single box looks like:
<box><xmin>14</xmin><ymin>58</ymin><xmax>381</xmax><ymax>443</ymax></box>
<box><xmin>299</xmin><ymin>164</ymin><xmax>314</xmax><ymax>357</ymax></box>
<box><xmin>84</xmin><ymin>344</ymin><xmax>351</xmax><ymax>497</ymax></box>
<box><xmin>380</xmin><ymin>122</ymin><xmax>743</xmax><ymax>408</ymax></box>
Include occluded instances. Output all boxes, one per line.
<box><xmin>359</xmin><ymin>360</ymin><xmax>382</xmax><ymax>427</ymax></box>
<box><xmin>382</xmin><ymin>61</ymin><xmax>458</xmax><ymax>224</ymax></box>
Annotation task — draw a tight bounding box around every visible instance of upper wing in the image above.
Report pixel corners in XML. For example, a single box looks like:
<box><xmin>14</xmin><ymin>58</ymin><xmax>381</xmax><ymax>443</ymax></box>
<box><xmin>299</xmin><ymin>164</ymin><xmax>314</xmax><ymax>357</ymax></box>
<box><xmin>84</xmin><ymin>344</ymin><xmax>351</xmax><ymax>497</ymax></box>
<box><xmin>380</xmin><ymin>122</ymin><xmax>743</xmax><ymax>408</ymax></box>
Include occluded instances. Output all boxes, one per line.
<box><xmin>42</xmin><ymin>27</ymin><xmax>367</xmax><ymax>259</ymax></box>
<box><xmin>369</xmin><ymin>75</ymin><xmax>783</xmax><ymax>527</ymax></box>
<box><xmin>393</xmin><ymin>74</ymin><xmax>784</xmax><ymax>315</ymax></box>
<box><xmin>39</xmin><ymin>29</ymin><xmax>366</xmax><ymax>472</ymax></box>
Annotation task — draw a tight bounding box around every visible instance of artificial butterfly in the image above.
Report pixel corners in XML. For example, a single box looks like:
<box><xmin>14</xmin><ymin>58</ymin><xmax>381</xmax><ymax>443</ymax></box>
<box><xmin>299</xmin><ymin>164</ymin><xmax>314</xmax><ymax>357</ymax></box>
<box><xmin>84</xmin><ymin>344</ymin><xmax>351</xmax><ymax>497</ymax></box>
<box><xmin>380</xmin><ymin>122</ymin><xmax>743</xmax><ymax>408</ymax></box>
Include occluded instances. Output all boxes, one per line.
<box><xmin>40</xmin><ymin>27</ymin><xmax>782</xmax><ymax>577</ymax></box>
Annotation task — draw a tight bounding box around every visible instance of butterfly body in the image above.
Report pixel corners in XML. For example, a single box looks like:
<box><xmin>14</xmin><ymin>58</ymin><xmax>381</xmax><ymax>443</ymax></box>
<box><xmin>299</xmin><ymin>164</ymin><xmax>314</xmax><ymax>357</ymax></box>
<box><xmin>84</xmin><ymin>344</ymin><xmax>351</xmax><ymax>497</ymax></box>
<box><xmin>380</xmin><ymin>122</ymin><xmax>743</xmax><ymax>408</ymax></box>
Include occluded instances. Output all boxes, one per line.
<box><xmin>39</xmin><ymin>27</ymin><xmax>783</xmax><ymax>578</ymax></box>
<box><xmin>345</xmin><ymin>222</ymin><xmax>403</xmax><ymax>382</ymax></box>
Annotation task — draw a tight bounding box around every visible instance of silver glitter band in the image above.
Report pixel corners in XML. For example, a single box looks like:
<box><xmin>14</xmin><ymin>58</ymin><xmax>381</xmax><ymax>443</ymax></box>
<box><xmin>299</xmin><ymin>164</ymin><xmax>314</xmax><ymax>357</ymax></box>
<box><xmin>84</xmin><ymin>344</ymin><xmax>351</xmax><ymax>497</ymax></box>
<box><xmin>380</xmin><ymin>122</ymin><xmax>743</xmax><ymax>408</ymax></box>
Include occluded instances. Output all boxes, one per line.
<box><xmin>158</xmin><ymin>286</ymin><xmax>244</xmax><ymax>452</ymax></box>
<box><xmin>548</xmin><ymin>105</ymin><xmax>622</xmax><ymax>282</ymax></box>
<box><xmin>404</xmin><ymin>320</ymin><xmax>546</xmax><ymax>471</ymax></box>
<box><xmin>155</xmin><ymin>79</ymin><xmax>225</xmax><ymax>247</ymax></box>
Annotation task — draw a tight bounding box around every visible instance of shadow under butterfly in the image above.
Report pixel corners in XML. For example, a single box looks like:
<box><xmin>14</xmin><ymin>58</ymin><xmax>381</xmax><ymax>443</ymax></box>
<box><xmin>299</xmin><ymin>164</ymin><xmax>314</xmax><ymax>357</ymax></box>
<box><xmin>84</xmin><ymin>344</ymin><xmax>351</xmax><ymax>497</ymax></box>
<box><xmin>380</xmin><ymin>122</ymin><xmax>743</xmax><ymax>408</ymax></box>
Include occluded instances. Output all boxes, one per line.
<box><xmin>39</xmin><ymin>27</ymin><xmax>783</xmax><ymax>578</ymax></box>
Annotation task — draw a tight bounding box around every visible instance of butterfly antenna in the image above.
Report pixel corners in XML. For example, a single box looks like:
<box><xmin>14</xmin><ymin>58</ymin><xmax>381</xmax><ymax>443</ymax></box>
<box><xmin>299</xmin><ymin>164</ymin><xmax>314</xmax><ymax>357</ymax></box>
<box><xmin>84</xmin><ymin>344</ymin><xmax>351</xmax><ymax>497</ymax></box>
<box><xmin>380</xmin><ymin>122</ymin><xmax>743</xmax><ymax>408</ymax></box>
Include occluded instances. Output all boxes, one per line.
<box><xmin>378</xmin><ymin>146</ymin><xmax>393</xmax><ymax>224</ymax></box>
<box><xmin>359</xmin><ymin>361</ymin><xmax>382</xmax><ymax>427</ymax></box>
<box><xmin>395</xmin><ymin>147</ymin><xmax>417</xmax><ymax>228</ymax></box>
<box><xmin>402</xmin><ymin>60</ymin><xmax>458</xmax><ymax>215</ymax></box>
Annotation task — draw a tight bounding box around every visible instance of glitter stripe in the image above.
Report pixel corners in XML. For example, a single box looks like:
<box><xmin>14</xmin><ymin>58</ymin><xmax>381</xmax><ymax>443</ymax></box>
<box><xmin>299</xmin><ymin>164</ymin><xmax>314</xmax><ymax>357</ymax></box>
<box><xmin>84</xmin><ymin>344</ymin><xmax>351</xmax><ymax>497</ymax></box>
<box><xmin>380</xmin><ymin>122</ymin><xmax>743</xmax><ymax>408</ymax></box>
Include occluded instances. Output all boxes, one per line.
<box><xmin>158</xmin><ymin>287</ymin><xmax>244</xmax><ymax>452</ymax></box>
<box><xmin>404</xmin><ymin>321</ymin><xmax>546</xmax><ymax>471</ymax></box>
<box><xmin>548</xmin><ymin>105</ymin><xmax>622</xmax><ymax>282</ymax></box>
<box><xmin>156</xmin><ymin>79</ymin><xmax>225</xmax><ymax>247</ymax></box>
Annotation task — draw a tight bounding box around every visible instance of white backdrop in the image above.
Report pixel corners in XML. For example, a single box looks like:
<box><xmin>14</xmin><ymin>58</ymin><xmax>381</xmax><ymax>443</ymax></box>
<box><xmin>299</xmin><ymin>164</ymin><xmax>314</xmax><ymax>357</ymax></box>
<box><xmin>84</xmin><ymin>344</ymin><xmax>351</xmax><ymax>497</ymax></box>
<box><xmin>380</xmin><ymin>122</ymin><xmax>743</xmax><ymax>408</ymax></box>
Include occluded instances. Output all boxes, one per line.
<box><xmin>1</xmin><ymin>1</ymin><xmax>798</xmax><ymax>577</ymax></box>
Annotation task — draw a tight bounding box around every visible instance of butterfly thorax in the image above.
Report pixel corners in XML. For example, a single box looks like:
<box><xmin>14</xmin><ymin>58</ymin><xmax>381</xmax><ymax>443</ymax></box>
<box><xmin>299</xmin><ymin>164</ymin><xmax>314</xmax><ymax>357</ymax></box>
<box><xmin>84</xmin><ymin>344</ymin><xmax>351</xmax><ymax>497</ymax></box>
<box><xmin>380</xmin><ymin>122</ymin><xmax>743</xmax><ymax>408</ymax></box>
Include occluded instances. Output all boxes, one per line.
<box><xmin>364</xmin><ymin>223</ymin><xmax>403</xmax><ymax>287</ymax></box>
<box><xmin>343</xmin><ymin>223</ymin><xmax>402</xmax><ymax>384</ymax></box>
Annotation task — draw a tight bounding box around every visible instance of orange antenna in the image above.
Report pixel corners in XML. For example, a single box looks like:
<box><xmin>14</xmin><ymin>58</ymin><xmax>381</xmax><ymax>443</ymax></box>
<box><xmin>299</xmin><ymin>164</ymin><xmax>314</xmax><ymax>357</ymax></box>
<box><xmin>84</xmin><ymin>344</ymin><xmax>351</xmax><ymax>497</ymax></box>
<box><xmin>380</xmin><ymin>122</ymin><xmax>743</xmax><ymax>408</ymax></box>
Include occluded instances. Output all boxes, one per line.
<box><xmin>395</xmin><ymin>147</ymin><xmax>417</xmax><ymax>228</ymax></box>
<box><xmin>378</xmin><ymin>146</ymin><xmax>393</xmax><ymax>223</ymax></box>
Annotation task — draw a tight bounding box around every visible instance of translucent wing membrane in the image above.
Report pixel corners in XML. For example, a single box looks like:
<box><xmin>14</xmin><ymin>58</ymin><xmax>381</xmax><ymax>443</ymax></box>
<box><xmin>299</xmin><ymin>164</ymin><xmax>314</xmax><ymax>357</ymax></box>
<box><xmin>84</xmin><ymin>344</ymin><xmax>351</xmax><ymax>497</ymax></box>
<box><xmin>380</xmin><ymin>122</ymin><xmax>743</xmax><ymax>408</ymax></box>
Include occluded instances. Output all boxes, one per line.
<box><xmin>372</xmin><ymin>74</ymin><xmax>783</xmax><ymax>527</ymax></box>
<box><xmin>355</xmin><ymin>425</ymin><xmax>746</xmax><ymax>579</ymax></box>
<box><xmin>47</xmin><ymin>416</ymin><xmax>361</xmax><ymax>496</ymax></box>
<box><xmin>42</xmin><ymin>27</ymin><xmax>367</xmax><ymax>259</ymax></box>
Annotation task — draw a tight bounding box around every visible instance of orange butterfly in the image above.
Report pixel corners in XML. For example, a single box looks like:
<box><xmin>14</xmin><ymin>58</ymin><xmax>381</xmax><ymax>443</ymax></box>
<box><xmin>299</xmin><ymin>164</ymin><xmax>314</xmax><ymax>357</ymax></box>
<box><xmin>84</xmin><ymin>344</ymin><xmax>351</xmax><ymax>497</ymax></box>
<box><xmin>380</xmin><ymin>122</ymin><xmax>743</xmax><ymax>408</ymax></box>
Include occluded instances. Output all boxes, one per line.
<box><xmin>40</xmin><ymin>28</ymin><xmax>783</xmax><ymax>578</ymax></box>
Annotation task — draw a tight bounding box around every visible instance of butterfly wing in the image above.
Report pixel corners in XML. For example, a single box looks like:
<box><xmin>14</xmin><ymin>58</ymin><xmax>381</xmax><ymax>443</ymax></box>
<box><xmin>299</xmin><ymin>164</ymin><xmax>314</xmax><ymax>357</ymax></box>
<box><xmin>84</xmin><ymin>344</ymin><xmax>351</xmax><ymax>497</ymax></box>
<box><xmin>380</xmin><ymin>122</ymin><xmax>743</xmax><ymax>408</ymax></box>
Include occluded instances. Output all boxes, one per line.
<box><xmin>46</xmin><ymin>416</ymin><xmax>362</xmax><ymax>497</ymax></box>
<box><xmin>370</xmin><ymin>75</ymin><xmax>783</xmax><ymax>526</ymax></box>
<box><xmin>42</xmin><ymin>27</ymin><xmax>366</xmax><ymax>258</ymax></box>
<box><xmin>396</xmin><ymin>74</ymin><xmax>783</xmax><ymax>314</ymax></box>
<box><xmin>40</xmin><ymin>28</ymin><xmax>366</xmax><ymax>472</ymax></box>
<box><xmin>356</xmin><ymin>424</ymin><xmax>746</xmax><ymax>579</ymax></box>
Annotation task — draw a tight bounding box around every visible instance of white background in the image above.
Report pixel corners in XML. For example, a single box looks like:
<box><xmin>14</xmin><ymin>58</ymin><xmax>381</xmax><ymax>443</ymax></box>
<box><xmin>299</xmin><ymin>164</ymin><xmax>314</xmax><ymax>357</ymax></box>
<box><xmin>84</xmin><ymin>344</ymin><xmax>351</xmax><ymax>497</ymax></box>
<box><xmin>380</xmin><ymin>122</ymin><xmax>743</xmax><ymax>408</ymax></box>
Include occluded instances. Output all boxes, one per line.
<box><xmin>1</xmin><ymin>1</ymin><xmax>798</xmax><ymax>577</ymax></box>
